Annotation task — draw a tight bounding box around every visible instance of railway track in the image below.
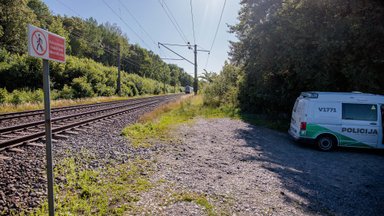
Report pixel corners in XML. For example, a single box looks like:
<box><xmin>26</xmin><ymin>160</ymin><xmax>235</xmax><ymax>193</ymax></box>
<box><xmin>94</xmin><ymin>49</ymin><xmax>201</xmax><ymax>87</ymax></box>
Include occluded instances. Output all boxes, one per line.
<box><xmin>0</xmin><ymin>95</ymin><xmax>167</xmax><ymax>124</ymax></box>
<box><xmin>0</xmin><ymin>94</ymin><xmax>181</xmax><ymax>154</ymax></box>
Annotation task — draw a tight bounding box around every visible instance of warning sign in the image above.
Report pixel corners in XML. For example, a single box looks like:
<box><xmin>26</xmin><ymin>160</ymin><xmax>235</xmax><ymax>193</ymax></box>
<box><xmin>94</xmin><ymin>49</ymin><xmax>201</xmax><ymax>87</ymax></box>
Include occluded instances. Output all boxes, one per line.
<box><xmin>28</xmin><ymin>24</ymin><xmax>66</xmax><ymax>63</ymax></box>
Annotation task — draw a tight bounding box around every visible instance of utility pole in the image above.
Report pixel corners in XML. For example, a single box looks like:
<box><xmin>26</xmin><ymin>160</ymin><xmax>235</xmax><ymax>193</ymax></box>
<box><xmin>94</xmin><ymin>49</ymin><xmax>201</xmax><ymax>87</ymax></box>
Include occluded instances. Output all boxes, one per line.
<box><xmin>194</xmin><ymin>44</ymin><xmax>197</xmax><ymax>95</ymax></box>
<box><xmin>158</xmin><ymin>42</ymin><xmax>209</xmax><ymax>96</ymax></box>
<box><xmin>163</xmin><ymin>71</ymin><xmax>166</xmax><ymax>94</ymax></box>
<box><xmin>117</xmin><ymin>43</ymin><xmax>121</xmax><ymax>96</ymax></box>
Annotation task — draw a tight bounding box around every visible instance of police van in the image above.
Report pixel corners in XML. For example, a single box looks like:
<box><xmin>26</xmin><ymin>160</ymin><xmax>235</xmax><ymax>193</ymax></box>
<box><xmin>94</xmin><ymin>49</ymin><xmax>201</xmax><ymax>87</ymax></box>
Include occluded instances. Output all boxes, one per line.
<box><xmin>288</xmin><ymin>92</ymin><xmax>384</xmax><ymax>151</ymax></box>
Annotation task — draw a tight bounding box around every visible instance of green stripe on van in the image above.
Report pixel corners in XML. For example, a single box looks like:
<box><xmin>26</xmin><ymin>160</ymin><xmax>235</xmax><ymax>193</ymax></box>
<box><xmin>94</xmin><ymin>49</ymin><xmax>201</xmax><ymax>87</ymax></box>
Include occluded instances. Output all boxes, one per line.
<box><xmin>304</xmin><ymin>124</ymin><xmax>372</xmax><ymax>148</ymax></box>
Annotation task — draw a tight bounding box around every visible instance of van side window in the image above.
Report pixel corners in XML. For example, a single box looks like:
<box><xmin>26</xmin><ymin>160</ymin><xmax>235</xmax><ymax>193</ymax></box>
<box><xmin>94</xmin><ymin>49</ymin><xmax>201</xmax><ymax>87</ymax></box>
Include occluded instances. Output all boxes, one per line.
<box><xmin>342</xmin><ymin>103</ymin><xmax>377</xmax><ymax>121</ymax></box>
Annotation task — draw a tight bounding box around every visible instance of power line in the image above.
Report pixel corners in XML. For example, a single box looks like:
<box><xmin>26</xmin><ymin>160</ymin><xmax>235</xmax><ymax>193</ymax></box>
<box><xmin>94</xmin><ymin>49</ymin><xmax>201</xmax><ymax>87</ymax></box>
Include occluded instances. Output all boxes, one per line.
<box><xmin>158</xmin><ymin>42</ymin><xmax>194</xmax><ymax>65</ymax></box>
<box><xmin>116</xmin><ymin>0</ymin><xmax>169</xmax><ymax>59</ymax></box>
<box><xmin>69</xmin><ymin>30</ymin><xmax>141</xmax><ymax>68</ymax></box>
<box><xmin>189</xmin><ymin>0</ymin><xmax>196</xmax><ymax>45</ymax></box>
<box><xmin>102</xmin><ymin>0</ymin><xmax>153</xmax><ymax>51</ymax></box>
<box><xmin>55</xmin><ymin>0</ymin><xmax>82</xmax><ymax>17</ymax></box>
<box><xmin>209</xmin><ymin>0</ymin><xmax>226</xmax><ymax>52</ymax></box>
<box><xmin>205</xmin><ymin>0</ymin><xmax>227</xmax><ymax>69</ymax></box>
<box><xmin>158</xmin><ymin>0</ymin><xmax>189</xmax><ymax>44</ymax></box>
<box><xmin>117</xmin><ymin>0</ymin><xmax>158</xmax><ymax>50</ymax></box>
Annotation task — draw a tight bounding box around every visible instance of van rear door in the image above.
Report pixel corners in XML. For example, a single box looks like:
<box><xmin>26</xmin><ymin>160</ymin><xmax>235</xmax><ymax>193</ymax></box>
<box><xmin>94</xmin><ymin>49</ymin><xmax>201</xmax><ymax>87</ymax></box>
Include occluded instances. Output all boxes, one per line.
<box><xmin>289</xmin><ymin>98</ymin><xmax>305</xmax><ymax>138</ymax></box>
<box><xmin>340</xmin><ymin>103</ymin><xmax>379</xmax><ymax>148</ymax></box>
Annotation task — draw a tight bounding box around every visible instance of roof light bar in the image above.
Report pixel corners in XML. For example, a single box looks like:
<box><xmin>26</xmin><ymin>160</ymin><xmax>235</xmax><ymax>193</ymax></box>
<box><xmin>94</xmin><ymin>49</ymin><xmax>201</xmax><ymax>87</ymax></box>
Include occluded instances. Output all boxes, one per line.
<box><xmin>301</xmin><ymin>92</ymin><xmax>318</xmax><ymax>98</ymax></box>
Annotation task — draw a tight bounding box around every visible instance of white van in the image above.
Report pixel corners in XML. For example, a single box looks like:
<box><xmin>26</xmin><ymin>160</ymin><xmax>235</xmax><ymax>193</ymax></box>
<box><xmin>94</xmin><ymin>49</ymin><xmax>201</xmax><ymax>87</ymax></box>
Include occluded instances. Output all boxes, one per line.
<box><xmin>288</xmin><ymin>92</ymin><xmax>384</xmax><ymax>151</ymax></box>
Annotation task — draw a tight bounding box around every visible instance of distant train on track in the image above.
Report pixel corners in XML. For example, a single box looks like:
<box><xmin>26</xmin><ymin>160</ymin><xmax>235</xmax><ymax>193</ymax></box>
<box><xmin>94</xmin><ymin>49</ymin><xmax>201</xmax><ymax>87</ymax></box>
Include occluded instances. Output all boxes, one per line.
<box><xmin>185</xmin><ymin>86</ymin><xmax>193</xmax><ymax>94</ymax></box>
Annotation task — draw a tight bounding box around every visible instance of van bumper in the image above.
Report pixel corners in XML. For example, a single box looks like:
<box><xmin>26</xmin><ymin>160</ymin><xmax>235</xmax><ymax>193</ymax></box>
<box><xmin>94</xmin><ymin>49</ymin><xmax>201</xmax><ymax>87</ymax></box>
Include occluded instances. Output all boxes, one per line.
<box><xmin>288</xmin><ymin>129</ymin><xmax>316</xmax><ymax>145</ymax></box>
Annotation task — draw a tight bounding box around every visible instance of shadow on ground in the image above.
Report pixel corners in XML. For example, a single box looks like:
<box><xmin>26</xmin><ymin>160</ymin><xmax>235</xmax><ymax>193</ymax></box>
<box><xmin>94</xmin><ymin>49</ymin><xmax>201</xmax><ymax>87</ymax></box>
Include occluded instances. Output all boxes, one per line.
<box><xmin>235</xmin><ymin>125</ymin><xmax>384</xmax><ymax>215</ymax></box>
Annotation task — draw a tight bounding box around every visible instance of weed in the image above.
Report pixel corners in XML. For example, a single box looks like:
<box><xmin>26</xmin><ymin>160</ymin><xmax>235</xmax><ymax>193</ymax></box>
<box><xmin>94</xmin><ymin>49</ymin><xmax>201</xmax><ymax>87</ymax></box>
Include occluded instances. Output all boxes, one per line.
<box><xmin>30</xmin><ymin>158</ymin><xmax>153</xmax><ymax>216</ymax></box>
<box><xmin>171</xmin><ymin>192</ymin><xmax>216</xmax><ymax>216</ymax></box>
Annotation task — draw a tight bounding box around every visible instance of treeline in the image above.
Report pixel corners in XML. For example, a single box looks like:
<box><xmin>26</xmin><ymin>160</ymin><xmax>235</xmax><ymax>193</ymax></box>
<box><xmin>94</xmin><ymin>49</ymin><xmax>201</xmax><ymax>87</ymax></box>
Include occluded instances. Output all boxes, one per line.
<box><xmin>227</xmin><ymin>0</ymin><xmax>384</xmax><ymax>115</ymax></box>
<box><xmin>0</xmin><ymin>0</ymin><xmax>193</xmax><ymax>103</ymax></box>
<box><xmin>0</xmin><ymin>49</ymin><xmax>180</xmax><ymax>104</ymax></box>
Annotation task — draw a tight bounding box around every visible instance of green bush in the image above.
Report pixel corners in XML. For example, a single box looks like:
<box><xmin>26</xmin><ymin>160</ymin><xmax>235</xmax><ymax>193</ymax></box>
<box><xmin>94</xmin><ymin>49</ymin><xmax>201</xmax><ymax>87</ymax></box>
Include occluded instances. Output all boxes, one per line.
<box><xmin>58</xmin><ymin>85</ymin><xmax>74</xmax><ymax>99</ymax></box>
<box><xmin>0</xmin><ymin>88</ymin><xmax>8</xmax><ymax>103</ymax></box>
<box><xmin>0</xmin><ymin>51</ymin><xmax>176</xmax><ymax>104</ymax></box>
<box><xmin>71</xmin><ymin>77</ymin><xmax>95</xmax><ymax>98</ymax></box>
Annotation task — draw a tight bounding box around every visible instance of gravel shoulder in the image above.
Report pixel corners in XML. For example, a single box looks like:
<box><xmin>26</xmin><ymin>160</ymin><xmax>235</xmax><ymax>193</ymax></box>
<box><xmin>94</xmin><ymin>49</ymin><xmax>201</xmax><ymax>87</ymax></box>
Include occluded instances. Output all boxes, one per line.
<box><xmin>137</xmin><ymin>118</ymin><xmax>384</xmax><ymax>215</ymax></box>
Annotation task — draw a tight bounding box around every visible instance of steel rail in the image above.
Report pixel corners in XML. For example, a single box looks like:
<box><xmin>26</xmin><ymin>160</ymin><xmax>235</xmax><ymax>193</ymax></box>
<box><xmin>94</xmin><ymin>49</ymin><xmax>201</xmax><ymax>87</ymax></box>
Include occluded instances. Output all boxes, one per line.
<box><xmin>0</xmin><ymin>99</ymin><xmax>162</xmax><ymax>151</ymax></box>
<box><xmin>0</xmin><ymin>98</ymin><xmax>153</xmax><ymax>133</ymax></box>
<box><xmin>0</xmin><ymin>95</ymin><xmax>163</xmax><ymax>121</ymax></box>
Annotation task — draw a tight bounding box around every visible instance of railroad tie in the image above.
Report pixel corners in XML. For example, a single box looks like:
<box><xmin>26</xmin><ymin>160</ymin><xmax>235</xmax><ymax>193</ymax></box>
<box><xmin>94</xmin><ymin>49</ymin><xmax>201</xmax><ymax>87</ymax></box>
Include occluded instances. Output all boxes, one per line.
<box><xmin>41</xmin><ymin>139</ymin><xmax>59</xmax><ymax>143</ymax></box>
<box><xmin>53</xmin><ymin>134</ymin><xmax>69</xmax><ymax>140</ymax></box>
<box><xmin>0</xmin><ymin>134</ymin><xmax>16</xmax><ymax>138</ymax></box>
<box><xmin>0</xmin><ymin>154</ymin><xmax>12</xmax><ymax>160</ymax></box>
<box><xmin>9</xmin><ymin>148</ymin><xmax>25</xmax><ymax>153</ymax></box>
<box><xmin>27</xmin><ymin>142</ymin><xmax>45</xmax><ymax>148</ymax></box>
<box><xmin>72</xmin><ymin>127</ymin><xmax>87</xmax><ymax>133</ymax></box>
<box><xmin>64</xmin><ymin>130</ymin><xmax>79</xmax><ymax>135</ymax></box>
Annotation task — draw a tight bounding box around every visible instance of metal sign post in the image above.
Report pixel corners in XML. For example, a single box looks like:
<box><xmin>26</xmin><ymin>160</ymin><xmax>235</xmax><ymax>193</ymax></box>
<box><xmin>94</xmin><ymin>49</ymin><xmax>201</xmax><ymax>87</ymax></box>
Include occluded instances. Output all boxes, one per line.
<box><xmin>28</xmin><ymin>24</ymin><xmax>66</xmax><ymax>216</ymax></box>
<box><xmin>43</xmin><ymin>60</ymin><xmax>54</xmax><ymax>216</ymax></box>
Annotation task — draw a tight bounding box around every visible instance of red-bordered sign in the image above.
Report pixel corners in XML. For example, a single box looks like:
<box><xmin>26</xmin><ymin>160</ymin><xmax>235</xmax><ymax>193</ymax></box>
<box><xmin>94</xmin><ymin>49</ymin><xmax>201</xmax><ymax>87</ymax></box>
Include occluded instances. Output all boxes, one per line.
<box><xmin>28</xmin><ymin>24</ymin><xmax>66</xmax><ymax>63</ymax></box>
<box><xmin>31</xmin><ymin>29</ymin><xmax>47</xmax><ymax>56</ymax></box>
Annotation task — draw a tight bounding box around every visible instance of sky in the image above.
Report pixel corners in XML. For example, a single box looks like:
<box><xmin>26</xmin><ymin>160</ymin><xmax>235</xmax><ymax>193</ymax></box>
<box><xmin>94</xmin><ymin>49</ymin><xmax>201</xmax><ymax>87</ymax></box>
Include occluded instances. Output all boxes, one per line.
<box><xmin>42</xmin><ymin>0</ymin><xmax>241</xmax><ymax>77</ymax></box>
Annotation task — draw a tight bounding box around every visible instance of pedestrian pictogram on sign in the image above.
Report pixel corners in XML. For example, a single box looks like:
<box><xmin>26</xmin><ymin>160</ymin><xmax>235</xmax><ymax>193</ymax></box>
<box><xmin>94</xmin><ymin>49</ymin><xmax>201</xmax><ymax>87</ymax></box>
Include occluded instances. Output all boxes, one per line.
<box><xmin>31</xmin><ymin>30</ymin><xmax>47</xmax><ymax>56</ymax></box>
<box><xmin>28</xmin><ymin>24</ymin><xmax>66</xmax><ymax>63</ymax></box>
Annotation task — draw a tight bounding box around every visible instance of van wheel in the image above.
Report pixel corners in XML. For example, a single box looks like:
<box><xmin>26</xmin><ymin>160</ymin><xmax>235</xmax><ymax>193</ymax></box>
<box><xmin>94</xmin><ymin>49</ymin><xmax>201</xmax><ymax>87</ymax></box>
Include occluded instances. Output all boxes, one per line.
<box><xmin>316</xmin><ymin>135</ymin><xmax>336</xmax><ymax>151</ymax></box>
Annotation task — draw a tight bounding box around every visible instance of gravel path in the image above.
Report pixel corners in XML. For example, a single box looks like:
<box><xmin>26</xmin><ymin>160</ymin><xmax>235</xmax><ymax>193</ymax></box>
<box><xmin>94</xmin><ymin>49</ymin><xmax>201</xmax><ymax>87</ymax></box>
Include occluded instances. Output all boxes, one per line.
<box><xmin>0</xmin><ymin>98</ymin><xmax>178</xmax><ymax>215</ymax></box>
<box><xmin>137</xmin><ymin>118</ymin><xmax>384</xmax><ymax>216</ymax></box>
<box><xmin>2</xmin><ymin>110</ymin><xmax>383</xmax><ymax>215</ymax></box>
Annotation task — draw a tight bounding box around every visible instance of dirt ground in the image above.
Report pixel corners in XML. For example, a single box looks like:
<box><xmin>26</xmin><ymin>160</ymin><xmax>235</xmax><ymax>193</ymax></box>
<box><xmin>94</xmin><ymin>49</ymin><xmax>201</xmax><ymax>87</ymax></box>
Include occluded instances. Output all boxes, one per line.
<box><xmin>136</xmin><ymin>118</ymin><xmax>384</xmax><ymax>216</ymax></box>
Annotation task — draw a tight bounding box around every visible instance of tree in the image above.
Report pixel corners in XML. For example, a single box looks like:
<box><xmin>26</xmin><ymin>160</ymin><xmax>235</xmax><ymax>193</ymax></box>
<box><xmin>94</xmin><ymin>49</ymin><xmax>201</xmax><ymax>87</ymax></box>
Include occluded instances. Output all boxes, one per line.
<box><xmin>0</xmin><ymin>0</ymin><xmax>37</xmax><ymax>53</ymax></box>
<box><xmin>230</xmin><ymin>0</ymin><xmax>384</xmax><ymax>114</ymax></box>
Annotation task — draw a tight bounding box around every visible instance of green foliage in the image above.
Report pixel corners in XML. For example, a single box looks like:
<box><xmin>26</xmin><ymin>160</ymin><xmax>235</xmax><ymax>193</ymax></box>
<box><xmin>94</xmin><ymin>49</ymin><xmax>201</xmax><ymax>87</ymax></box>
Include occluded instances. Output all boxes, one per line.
<box><xmin>0</xmin><ymin>51</ymin><xmax>176</xmax><ymax>104</ymax></box>
<box><xmin>71</xmin><ymin>77</ymin><xmax>95</xmax><ymax>98</ymax></box>
<box><xmin>58</xmin><ymin>84</ymin><xmax>74</xmax><ymax>99</ymax></box>
<box><xmin>230</xmin><ymin>0</ymin><xmax>384</xmax><ymax>115</ymax></box>
<box><xmin>203</xmin><ymin>62</ymin><xmax>242</xmax><ymax>112</ymax></box>
<box><xmin>0</xmin><ymin>88</ymin><xmax>8</xmax><ymax>103</ymax></box>
<box><xmin>0</xmin><ymin>88</ymin><xmax>44</xmax><ymax>104</ymax></box>
<box><xmin>0</xmin><ymin>0</ymin><xmax>194</xmax><ymax>101</ymax></box>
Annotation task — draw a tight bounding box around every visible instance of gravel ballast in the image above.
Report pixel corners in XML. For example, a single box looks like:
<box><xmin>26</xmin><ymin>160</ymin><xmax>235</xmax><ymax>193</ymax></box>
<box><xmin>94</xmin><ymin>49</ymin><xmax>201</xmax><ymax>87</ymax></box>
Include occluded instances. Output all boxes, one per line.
<box><xmin>0</xmin><ymin>98</ymin><xmax>177</xmax><ymax>215</ymax></box>
<box><xmin>137</xmin><ymin>118</ymin><xmax>384</xmax><ymax>215</ymax></box>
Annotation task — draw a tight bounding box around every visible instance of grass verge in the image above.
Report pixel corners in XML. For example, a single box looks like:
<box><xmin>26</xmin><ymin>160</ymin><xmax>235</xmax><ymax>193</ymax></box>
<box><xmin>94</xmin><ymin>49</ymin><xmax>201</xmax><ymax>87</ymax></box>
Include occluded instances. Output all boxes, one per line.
<box><xmin>122</xmin><ymin>95</ymin><xmax>236</xmax><ymax>148</ymax></box>
<box><xmin>29</xmin><ymin>158</ymin><xmax>153</xmax><ymax>215</ymax></box>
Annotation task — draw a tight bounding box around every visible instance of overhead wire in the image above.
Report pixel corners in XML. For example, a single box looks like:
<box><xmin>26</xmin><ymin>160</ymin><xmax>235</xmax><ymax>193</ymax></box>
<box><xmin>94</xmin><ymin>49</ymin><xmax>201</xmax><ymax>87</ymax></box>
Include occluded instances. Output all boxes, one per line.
<box><xmin>102</xmin><ymin>0</ymin><xmax>153</xmax><ymax>51</ymax></box>
<box><xmin>204</xmin><ymin>0</ymin><xmax>227</xmax><ymax>70</ymax></box>
<box><xmin>117</xmin><ymin>0</ymin><xmax>161</xmax><ymax>52</ymax></box>
<box><xmin>69</xmin><ymin>30</ymin><xmax>141</xmax><ymax>68</ymax></box>
<box><xmin>55</xmin><ymin>0</ymin><xmax>82</xmax><ymax>17</ymax></box>
<box><xmin>116</xmin><ymin>0</ymin><xmax>169</xmax><ymax>60</ymax></box>
<box><xmin>158</xmin><ymin>0</ymin><xmax>189</xmax><ymax>44</ymax></box>
<box><xmin>53</xmin><ymin>0</ymin><xmax>191</xmax><ymax>77</ymax></box>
